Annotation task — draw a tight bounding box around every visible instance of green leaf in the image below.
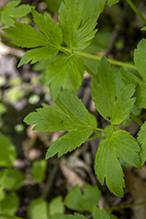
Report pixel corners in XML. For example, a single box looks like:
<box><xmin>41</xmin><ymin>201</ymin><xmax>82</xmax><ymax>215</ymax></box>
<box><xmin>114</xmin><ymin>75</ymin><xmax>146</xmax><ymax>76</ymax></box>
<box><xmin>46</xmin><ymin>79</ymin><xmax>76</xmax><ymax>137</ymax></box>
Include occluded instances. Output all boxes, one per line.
<box><xmin>4</xmin><ymin>9</ymin><xmax>63</xmax><ymax>66</ymax></box>
<box><xmin>24</xmin><ymin>105</ymin><xmax>72</xmax><ymax>132</ymax></box>
<box><xmin>46</xmin><ymin>0</ymin><xmax>63</xmax><ymax>12</ymax></box>
<box><xmin>134</xmin><ymin>39</ymin><xmax>146</xmax><ymax>83</ymax></box>
<box><xmin>92</xmin><ymin>207</ymin><xmax>110</xmax><ymax>219</ymax></box>
<box><xmin>107</xmin><ymin>0</ymin><xmax>120</xmax><ymax>7</ymax></box>
<box><xmin>84</xmin><ymin>0</ymin><xmax>107</xmax><ymax>14</ymax></box>
<box><xmin>137</xmin><ymin>121</ymin><xmax>146</xmax><ymax>165</ymax></box>
<box><xmin>0</xmin><ymin>214</ymin><xmax>23</xmax><ymax>219</ymax></box>
<box><xmin>0</xmin><ymin>192</ymin><xmax>19</xmax><ymax>215</ymax></box>
<box><xmin>64</xmin><ymin>184</ymin><xmax>100</xmax><ymax>212</ymax></box>
<box><xmin>141</xmin><ymin>26</ymin><xmax>146</xmax><ymax>31</ymax></box>
<box><xmin>32</xmin><ymin>160</ymin><xmax>47</xmax><ymax>183</ymax></box>
<box><xmin>95</xmin><ymin>130</ymin><xmax>141</xmax><ymax>197</ymax></box>
<box><xmin>111</xmin><ymin>84</ymin><xmax>136</xmax><ymax>124</ymax></box>
<box><xmin>121</xmin><ymin>68</ymin><xmax>146</xmax><ymax>108</ymax></box>
<box><xmin>0</xmin><ymin>0</ymin><xmax>31</xmax><ymax>26</ymax></box>
<box><xmin>51</xmin><ymin>214</ymin><xmax>65</xmax><ymax>219</ymax></box>
<box><xmin>91</xmin><ymin>57</ymin><xmax>136</xmax><ymax>124</ymax></box>
<box><xmin>27</xmin><ymin>198</ymin><xmax>48</xmax><ymax>219</ymax></box>
<box><xmin>0</xmin><ymin>168</ymin><xmax>25</xmax><ymax>190</ymax></box>
<box><xmin>45</xmin><ymin>54</ymin><xmax>84</xmax><ymax>100</ymax></box>
<box><xmin>82</xmin><ymin>31</ymin><xmax>111</xmax><ymax>54</ymax></box>
<box><xmin>5</xmin><ymin>86</ymin><xmax>24</xmax><ymax>103</ymax></box>
<box><xmin>81</xmin><ymin>0</ymin><xmax>106</xmax><ymax>19</ymax></box>
<box><xmin>48</xmin><ymin>196</ymin><xmax>64</xmax><ymax>216</ymax></box>
<box><xmin>0</xmin><ymin>133</ymin><xmax>16</xmax><ymax>167</ymax></box>
<box><xmin>91</xmin><ymin>56</ymin><xmax>116</xmax><ymax>121</ymax></box>
<box><xmin>65</xmin><ymin>213</ymin><xmax>87</xmax><ymax>219</ymax></box>
<box><xmin>24</xmin><ymin>90</ymin><xmax>95</xmax><ymax>159</ymax></box>
<box><xmin>58</xmin><ymin>0</ymin><xmax>99</xmax><ymax>50</ymax></box>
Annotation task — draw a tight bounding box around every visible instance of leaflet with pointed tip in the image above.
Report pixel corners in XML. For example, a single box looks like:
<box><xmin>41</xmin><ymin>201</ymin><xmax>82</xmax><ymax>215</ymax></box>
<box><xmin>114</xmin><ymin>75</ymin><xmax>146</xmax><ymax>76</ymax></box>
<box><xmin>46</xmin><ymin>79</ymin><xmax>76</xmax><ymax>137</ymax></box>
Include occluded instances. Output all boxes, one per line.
<box><xmin>3</xmin><ymin>8</ymin><xmax>63</xmax><ymax>66</ymax></box>
<box><xmin>95</xmin><ymin>130</ymin><xmax>141</xmax><ymax>197</ymax></box>
<box><xmin>24</xmin><ymin>90</ymin><xmax>97</xmax><ymax>159</ymax></box>
<box><xmin>91</xmin><ymin>56</ymin><xmax>136</xmax><ymax>125</ymax></box>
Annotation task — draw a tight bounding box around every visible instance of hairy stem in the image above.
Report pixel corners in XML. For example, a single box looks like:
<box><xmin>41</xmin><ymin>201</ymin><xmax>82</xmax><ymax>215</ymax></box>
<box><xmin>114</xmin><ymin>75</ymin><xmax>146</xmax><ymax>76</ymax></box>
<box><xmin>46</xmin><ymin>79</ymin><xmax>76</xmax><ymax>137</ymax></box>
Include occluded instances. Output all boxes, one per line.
<box><xmin>126</xmin><ymin>0</ymin><xmax>146</xmax><ymax>26</ymax></box>
<box><xmin>60</xmin><ymin>46</ymin><xmax>137</xmax><ymax>70</ymax></box>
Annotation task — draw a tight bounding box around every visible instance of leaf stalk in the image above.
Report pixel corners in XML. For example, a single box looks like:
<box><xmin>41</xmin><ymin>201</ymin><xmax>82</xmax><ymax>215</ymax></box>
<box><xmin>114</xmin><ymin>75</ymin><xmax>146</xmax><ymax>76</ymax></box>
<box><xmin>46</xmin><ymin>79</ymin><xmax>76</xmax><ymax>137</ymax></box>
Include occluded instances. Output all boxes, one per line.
<box><xmin>126</xmin><ymin>0</ymin><xmax>146</xmax><ymax>26</ymax></box>
<box><xmin>130</xmin><ymin>112</ymin><xmax>143</xmax><ymax>126</ymax></box>
<box><xmin>60</xmin><ymin>46</ymin><xmax>137</xmax><ymax>70</ymax></box>
<box><xmin>107</xmin><ymin>200</ymin><xmax>146</xmax><ymax>212</ymax></box>
<box><xmin>93</xmin><ymin>127</ymin><xmax>113</xmax><ymax>134</ymax></box>
<box><xmin>0</xmin><ymin>214</ymin><xmax>24</xmax><ymax>219</ymax></box>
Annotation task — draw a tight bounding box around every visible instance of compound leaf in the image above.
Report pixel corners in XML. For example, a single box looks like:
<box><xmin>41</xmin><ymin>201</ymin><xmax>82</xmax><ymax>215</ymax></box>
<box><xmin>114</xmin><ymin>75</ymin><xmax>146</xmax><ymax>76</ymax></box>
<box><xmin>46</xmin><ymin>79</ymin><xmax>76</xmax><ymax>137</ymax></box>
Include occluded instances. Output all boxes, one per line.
<box><xmin>111</xmin><ymin>84</ymin><xmax>136</xmax><ymax>124</ymax></box>
<box><xmin>134</xmin><ymin>39</ymin><xmax>146</xmax><ymax>83</ymax></box>
<box><xmin>0</xmin><ymin>168</ymin><xmax>25</xmax><ymax>190</ymax></box>
<box><xmin>121</xmin><ymin>68</ymin><xmax>146</xmax><ymax>108</ymax></box>
<box><xmin>0</xmin><ymin>192</ymin><xmax>19</xmax><ymax>215</ymax></box>
<box><xmin>91</xmin><ymin>56</ymin><xmax>116</xmax><ymax>121</ymax></box>
<box><xmin>64</xmin><ymin>184</ymin><xmax>100</xmax><ymax>213</ymax></box>
<box><xmin>141</xmin><ymin>26</ymin><xmax>146</xmax><ymax>31</ymax></box>
<box><xmin>24</xmin><ymin>105</ymin><xmax>72</xmax><ymax>132</ymax></box>
<box><xmin>92</xmin><ymin>57</ymin><xmax>136</xmax><ymax>124</ymax></box>
<box><xmin>92</xmin><ymin>207</ymin><xmax>110</xmax><ymax>219</ymax></box>
<box><xmin>28</xmin><ymin>198</ymin><xmax>48</xmax><ymax>219</ymax></box>
<box><xmin>0</xmin><ymin>133</ymin><xmax>16</xmax><ymax>167</ymax></box>
<box><xmin>137</xmin><ymin>121</ymin><xmax>146</xmax><ymax>165</ymax></box>
<box><xmin>45</xmin><ymin>54</ymin><xmax>84</xmax><ymax>100</ymax></box>
<box><xmin>48</xmin><ymin>196</ymin><xmax>64</xmax><ymax>216</ymax></box>
<box><xmin>65</xmin><ymin>213</ymin><xmax>86</xmax><ymax>219</ymax></box>
<box><xmin>32</xmin><ymin>160</ymin><xmax>47</xmax><ymax>183</ymax></box>
<box><xmin>95</xmin><ymin>130</ymin><xmax>141</xmax><ymax>197</ymax></box>
<box><xmin>0</xmin><ymin>0</ymin><xmax>31</xmax><ymax>26</ymax></box>
<box><xmin>24</xmin><ymin>90</ymin><xmax>96</xmax><ymax>159</ymax></box>
<box><xmin>107</xmin><ymin>0</ymin><xmax>120</xmax><ymax>7</ymax></box>
<box><xmin>58</xmin><ymin>0</ymin><xmax>98</xmax><ymax>50</ymax></box>
<box><xmin>3</xmin><ymin>8</ymin><xmax>63</xmax><ymax>66</ymax></box>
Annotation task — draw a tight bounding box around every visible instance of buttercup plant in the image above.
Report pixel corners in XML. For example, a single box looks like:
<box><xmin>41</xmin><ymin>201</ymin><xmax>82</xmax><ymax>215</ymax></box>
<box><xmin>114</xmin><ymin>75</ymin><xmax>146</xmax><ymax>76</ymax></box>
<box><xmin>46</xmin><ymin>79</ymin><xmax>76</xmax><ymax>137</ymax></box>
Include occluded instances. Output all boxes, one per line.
<box><xmin>1</xmin><ymin>0</ymin><xmax>146</xmax><ymax>218</ymax></box>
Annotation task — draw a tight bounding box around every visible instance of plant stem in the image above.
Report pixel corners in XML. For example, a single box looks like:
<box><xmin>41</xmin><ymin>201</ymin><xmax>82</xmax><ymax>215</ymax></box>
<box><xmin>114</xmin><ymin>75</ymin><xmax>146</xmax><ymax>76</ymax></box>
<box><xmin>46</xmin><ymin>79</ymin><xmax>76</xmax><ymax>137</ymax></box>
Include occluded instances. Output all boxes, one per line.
<box><xmin>111</xmin><ymin>124</ymin><xmax>115</xmax><ymax>132</ymax></box>
<box><xmin>0</xmin><ymin>32</ymin><xmax>11</xmax><ymax>39</ymax></box>
<box><xmin>130</xmin><ymin>112</ymin><xmax>143</xmax><ymax>126</ymax></box>
<box><xmin>93</xmin><ymin>127</ymin><xmax>113</xmax><ymax>134</ymax></box>
<box><xmin>126</xmin><ymin>0</ymin><xmax>146</xmax><ymax>26</ymax></box>
<box><xmin>0</xmin><ymin>214</ymin><xmax>24</xmax><ymax>219</ymax></box>
<box><xmin>107</xmin><ymin>201</ymin><xmax>146</xmax><ymax>211</ymax></box>
<box><xmin>84</xmin><ymin>65</ymin><xmax>97</xmax><ymax>80</ymax></box>
<box><xmin>138</xmin><ymin>114</ymin><xmax>146</xmax><ymax>119</ymax></box>
<box><xmin>60</xmin><ymin>46</ymin><xmax>137</xmax><ymax>70</ymax></box>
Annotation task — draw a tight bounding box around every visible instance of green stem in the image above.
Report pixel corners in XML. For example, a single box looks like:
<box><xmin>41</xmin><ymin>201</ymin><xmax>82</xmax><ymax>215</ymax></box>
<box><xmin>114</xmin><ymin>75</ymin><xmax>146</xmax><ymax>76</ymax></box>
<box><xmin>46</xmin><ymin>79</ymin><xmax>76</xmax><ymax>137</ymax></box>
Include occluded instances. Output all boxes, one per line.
<box><xmin>59</xmin><ymin>46</ymin><xmax>71</xmax><ymax>56</ymax></box>
<box><xmin>111</xmin><ymin>124</ymin><xmax>115</xmax><ymax>132</ymax></box>
<box><xmin>84</xmin><ymin>65</ymin><xmax>97</xmax><ymax>81</ymax></box>
<box><xmin>138</xmin><ymin>114</ymin><xmax>146</xmax><ymax>119</ymax></box>
<box><xmin>107</xmin><ymin>201</ymin><xmax>146</xmax><ymax>212</ymax></box>
<box><xmin>93</xmin><ymin>127</ymin><xmax>113</xmax><ymax>134</ymax></box>
<box><xmin>0</xmin><ymin>214</ymin><xmax>24</xmax><ymax>219</ymax></box>
<box><xmin>130</xmin><ymin>112</ymin><xmax>143</xmax><ymax>126</ymax></box>
<box><xmin>126</xmin><ymin>0</ymin><xmax>146</xmax><ymax>26</ymax></box>
<box><xmin>60</xmin><ymin>46</ymin><xmax>137</xmax><ymax>70</ymax></box>
<box><xmin>0</xmin><ymin>32</ymin><xmax>11</xmax><ymax>39</ymax></box>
